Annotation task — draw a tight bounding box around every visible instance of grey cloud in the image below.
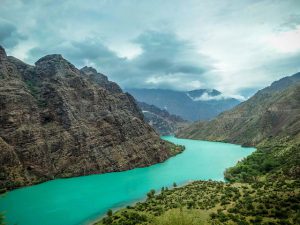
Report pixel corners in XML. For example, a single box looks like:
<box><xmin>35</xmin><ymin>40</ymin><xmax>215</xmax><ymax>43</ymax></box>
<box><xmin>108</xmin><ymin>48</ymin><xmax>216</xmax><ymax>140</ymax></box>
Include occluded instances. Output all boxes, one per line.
<box><xmin>28</xmin><ymin>39</ymin><xmax>123</xmax><ymax>67</ymax></box>
<box><xmin>264</xmin><ymin>52</ymin><xmax>300</xmax><ymax>77</ymax></box>
<box><xmin>0</xmin><ymin>18</ymin><xmax>26</xmax><ymax>48</ymax></box>
<box><xmin>26</xmin><ymin>30</ymin><xmax>212</xmax><ymax>91</ymax></box>
<box><xmin>1</xmin><ymin>0</ymin><xmax>300</xmax><ymax>96</ymax></box>
<box><xmin>118</xmin><ymin>31</ymin><xmax>212</xmax><ymax>89</ymax></box>
<box><xmin>279</xmin><ymin>14</ymin><xmax>300</xmax><ymax>30</ymax></box>
<box><xmin>133</xmin><ymin>31</ymin><xmax>210</xmax><ymax>74</ymax></box>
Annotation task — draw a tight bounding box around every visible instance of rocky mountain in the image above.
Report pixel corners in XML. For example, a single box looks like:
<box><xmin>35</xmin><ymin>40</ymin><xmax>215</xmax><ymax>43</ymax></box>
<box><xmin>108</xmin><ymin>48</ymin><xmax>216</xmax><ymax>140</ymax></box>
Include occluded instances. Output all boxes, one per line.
<box><xmin>126</xmin><ymin>88</ymin><xmax>240</xmax><ymax>121</ymax></box>
<box><xmin>177</xmin><ymin>72</ymin><xmax>300</xmax><ymax>146</ymax></box>
<box><xmin>138</xmin><ymin>101</ymin><xmax>188</xmax><ymax>135</ymax></box>
<box><xmin>0</xmin><ymin>46</ymin><xmax>182</xmax><ymax>190</ymax></box>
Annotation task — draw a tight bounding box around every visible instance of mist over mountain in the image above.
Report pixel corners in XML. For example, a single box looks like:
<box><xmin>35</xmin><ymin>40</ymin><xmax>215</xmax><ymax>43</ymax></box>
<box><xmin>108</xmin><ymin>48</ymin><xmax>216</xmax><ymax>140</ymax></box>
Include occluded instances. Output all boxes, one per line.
<box><xmin>126</xmin><ymin>88</ymin><xmax>241</xmax><ymax>121</ymax></box>
<box><xmin>178</xmin><ymin>72</ymin><xmax>300</xmax><ymax>146</ymax></box>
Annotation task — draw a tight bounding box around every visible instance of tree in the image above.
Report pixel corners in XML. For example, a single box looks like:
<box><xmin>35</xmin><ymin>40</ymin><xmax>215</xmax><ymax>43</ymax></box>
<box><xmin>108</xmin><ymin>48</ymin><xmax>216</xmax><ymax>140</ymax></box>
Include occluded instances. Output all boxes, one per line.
<box><xmin>147</xmin><ymin>189</ymin><xmax>156</xmax><ymax>198</ymax></box>
<box><xmin>107</xmin><ymin>209</ymin><xmax>112</xmax><ymax>217</ymax></box>
<box><xmin>0</xmin><ymin>213</ymin><xmax>5</xmax><ymax>225</ymax></box>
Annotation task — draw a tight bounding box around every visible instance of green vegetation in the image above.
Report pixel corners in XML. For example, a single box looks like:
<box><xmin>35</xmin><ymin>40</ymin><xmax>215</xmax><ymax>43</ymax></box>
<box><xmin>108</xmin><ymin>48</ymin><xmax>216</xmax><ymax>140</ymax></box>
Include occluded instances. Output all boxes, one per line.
<box><xmin>94</xmin><ymin>136</ymin><xmax>300</xmax><ymax>225</ymax></box>
<box><xmin>107</xmin><ymin>209</ymin><xmax>113</xmax><ymax>217</ymax></box>
<box><xmin>95</xmin><ymin>180</ymin><xmax>300</xmax><ymax>225</ymax></box>
<box><xmin>151</xmin><ymin>210</ymin><xmax>200</xmax><ymax>225</ymax></box>
<box><xmin>25</xmin><ymin>80</ymin><xmax>47</xmax><ymax>107</ymax></box>
<box><xmin>225</xmin><ymin>137</ymin><xmax>300</xmax><ymax>182</ymax></box>
<box><xmin>0</xmin><ymin>213</ymin><xmax>4</xmax><ymax>225</ymax></box>
<box><xmin>0</xmin><ymin>191</ymin><xmax>6</xmax><ymax>225</ymax></box>
<box><xmin>165</xmin><ymin>141</ymin><xmax>185</xmax><ymax>156</ymax></box>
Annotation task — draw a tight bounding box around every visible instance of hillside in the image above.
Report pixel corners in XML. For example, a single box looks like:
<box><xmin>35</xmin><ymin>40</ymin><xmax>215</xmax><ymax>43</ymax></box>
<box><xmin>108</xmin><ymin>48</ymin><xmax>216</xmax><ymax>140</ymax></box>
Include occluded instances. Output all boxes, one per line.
<box><xmin>126</xmin><ymin>88</ymin><xmax>240</xmax><ymax>121</ymax></box>
<box><xmin>138</xmin><ymin>102</ymin><xmax>188</xmax><ymax>135</ymax></box>
<box><xmin>178</xmin><ymin>72</ymin><xmax>300</xmax><ymax>181</ymax></box>
<box><xmin>96</xmin><ymin>180</ymin><xmax>300</xmax><ymax>225</ymax></box>
<box><xmin>95</xmin><ymin>73</ymin><xmax>300</xmax><ymax>225</ymax></box>
<box><xmin>0</xmin><ymin>46</ymin><xmax>182</xmax><ymax>190</ymax></box>
<box><xmin>177</xmin><ymin>72</ymin><xmax>300</xmax><ymax>146</ymax></box>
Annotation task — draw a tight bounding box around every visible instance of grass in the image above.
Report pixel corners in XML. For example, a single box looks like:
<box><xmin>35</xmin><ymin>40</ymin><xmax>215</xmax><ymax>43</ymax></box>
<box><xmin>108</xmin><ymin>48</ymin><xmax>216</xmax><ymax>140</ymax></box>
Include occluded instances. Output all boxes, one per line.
<box><xmin>150</xmin><ymin>209</ymin><xmax>207</xmax><ymax>225</ymax></box>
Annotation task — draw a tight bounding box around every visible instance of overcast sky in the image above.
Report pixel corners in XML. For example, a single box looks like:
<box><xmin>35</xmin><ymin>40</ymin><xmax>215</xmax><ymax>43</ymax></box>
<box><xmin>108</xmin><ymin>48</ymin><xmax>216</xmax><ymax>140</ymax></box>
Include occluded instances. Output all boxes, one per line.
<box><xmin>1</xmin><ymin>0</ymin><xmax>300</xmax><ymax>98</ymax></box>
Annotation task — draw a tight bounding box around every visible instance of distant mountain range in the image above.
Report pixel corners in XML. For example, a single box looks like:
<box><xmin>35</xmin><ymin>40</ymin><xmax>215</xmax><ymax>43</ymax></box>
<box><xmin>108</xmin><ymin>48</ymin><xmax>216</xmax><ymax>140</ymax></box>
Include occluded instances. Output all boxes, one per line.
<box><xmin>138</xmin><ymin>101</ymin><xmax>188</xmax><ymax>135</ymax></box>
<box><xmin>178</xmin><ymin>72</ymin><xmax>300</xmax><ymax>146</ymax></box>
<box><xmin>126</xmin><ymin>88</ymin><xmax>241</xmax><ymax>121</ymax></box>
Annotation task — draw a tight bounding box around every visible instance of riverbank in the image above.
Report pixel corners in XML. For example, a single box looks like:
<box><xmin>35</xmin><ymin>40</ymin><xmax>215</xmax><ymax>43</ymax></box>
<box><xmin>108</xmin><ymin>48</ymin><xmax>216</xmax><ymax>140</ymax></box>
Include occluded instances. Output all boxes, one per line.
<box><xmin>87</xmin><ymin>180</ymin><xmax>194</xmax><ymax>225</ymax></box>
<box><xmin>0</xmin><ymin>137</ymin><xmax>254</xmax><ymax>225</ymax></box>
<box><xmin>94</xmin><ymin>179</ymin><xmax>300</xmax><ymax>225</ymax></box>
<box><xmin>93</xmin><ymin>137</ymin><xmax>300</xmax><ymax>225</ymax></box>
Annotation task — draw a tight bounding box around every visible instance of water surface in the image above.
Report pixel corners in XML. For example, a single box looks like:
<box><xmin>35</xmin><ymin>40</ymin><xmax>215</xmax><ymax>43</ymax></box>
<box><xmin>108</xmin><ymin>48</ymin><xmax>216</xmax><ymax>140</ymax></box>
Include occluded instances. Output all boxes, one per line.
<box><xmin>0</xmin><ymin>136</ymin><xmax>255</xmax><ymax>225</ymax></box>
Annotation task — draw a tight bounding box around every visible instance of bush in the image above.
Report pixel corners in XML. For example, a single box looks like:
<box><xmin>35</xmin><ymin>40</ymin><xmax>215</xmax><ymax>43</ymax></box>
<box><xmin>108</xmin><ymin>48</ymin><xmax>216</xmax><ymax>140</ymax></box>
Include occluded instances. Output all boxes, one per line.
<box><xmin>107</xmin><ymin>209</ymin><xmax>112</xmax><ymax>217</ymax></box>
<box><xmin>0</xmin><ymin>213</ymin><xmax>5</xmax><ymax>225</ymax></box>
<box><xmin>147</xmin><ymin>189</ymin><xmax>156</xmax><ymax>199</ymax></box>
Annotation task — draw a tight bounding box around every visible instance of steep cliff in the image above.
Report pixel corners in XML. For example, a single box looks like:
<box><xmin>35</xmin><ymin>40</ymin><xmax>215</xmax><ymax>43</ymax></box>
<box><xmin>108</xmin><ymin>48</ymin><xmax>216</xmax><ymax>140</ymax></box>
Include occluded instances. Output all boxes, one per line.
<box><xmin>0</xmin><ymin>46</ymin><xmax>181</xmax><ymax>190</ymax></box>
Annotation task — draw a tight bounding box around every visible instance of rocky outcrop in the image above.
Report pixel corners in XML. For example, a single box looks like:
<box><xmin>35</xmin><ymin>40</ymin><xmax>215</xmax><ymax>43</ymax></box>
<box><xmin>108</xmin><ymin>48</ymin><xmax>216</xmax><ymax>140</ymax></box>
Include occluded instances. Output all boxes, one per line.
<box><xmin>0</xmin><ymin>46</ymin><xmax>180</xmax><ymax>190</ymax></box>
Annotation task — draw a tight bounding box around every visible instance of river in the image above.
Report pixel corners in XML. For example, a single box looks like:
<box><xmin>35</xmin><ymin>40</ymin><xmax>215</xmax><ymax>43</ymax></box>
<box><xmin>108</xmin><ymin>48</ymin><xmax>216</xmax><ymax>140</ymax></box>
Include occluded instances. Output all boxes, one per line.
<box><xmin>0</xmin><ymin>136</ymin><xmax>255</xmax><ymax>225</ymax></box>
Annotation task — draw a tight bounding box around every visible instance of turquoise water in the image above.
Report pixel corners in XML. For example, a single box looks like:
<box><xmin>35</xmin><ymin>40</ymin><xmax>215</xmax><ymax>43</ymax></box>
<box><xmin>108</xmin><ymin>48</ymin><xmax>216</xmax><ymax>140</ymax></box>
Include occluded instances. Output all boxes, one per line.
<box><xmin>0</xmin><ymin>136</ymin><xmax>255</xmax><ymax>225</ymax></box>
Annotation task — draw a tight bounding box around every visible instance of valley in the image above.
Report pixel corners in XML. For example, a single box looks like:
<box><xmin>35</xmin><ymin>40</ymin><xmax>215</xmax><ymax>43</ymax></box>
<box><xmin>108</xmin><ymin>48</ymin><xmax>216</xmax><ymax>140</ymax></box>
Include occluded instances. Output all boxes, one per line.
<box><xmin>0</xmin><ymin>48</ymin><xmax>299</xmax><ymax>225</ymax></box>
<box><xmin>95</xmin><ymin>73</ymin><xmax>300</xmax><ymax>225</ymax></box>
<box><xmin>0</xmin><ymin>2</ymin><xmax>299</xmax><ymax>223</ymax></box>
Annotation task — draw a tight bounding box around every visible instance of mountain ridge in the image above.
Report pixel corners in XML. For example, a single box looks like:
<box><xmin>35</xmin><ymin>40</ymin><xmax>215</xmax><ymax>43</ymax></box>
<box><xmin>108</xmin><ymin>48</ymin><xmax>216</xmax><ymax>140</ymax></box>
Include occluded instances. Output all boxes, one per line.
<box><xmin>0</xmin><ymin>46</ymin><xmax>182</xmax><ymax>190</ymax></box>
<box><xmin>126</xmin><ymin>88</ymin><xmax>240</xmax><ymax>121</ymax></box>
<box><xmin>177</xmin><ymin>72</ymin><xmax>300</xmax><ymax>146</ymax></box>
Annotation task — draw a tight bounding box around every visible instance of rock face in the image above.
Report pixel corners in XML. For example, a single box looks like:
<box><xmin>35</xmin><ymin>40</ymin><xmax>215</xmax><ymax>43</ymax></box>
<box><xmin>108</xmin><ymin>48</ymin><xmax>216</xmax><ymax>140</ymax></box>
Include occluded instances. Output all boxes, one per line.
<box><xmin>138</xmin><ymin>101</ymin><xmax>188</xmax><ymax>135</ymax></box>
<box><xmin>177</xmin><ymin>72</ymin><xmax>300</xmax><ymax>146</ymax></box>
<box><xmin>126</xmin><ymin>88</ymin><xmax>240</xmax><ymax>121</ymax></box>
<box><xmin>0</xmin><ymin>46</ymin><xmax>177</xmax><ymax>190</ymax></box>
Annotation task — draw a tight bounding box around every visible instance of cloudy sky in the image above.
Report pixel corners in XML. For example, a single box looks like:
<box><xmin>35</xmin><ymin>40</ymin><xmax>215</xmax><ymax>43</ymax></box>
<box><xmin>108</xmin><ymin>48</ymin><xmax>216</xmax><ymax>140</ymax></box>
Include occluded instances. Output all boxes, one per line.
<box><xmin>1</xmin><ymin>0</ymin><xmax>300</xmax><ymax>98</ymax></box>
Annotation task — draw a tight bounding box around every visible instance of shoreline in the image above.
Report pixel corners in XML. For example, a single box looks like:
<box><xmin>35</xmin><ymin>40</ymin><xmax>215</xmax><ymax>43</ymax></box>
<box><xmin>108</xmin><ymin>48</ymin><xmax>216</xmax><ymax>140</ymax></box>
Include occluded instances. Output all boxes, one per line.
<box><xmin>1</xmin><ymin>138</ymin><xmax>253</xmax><ymax>225</ymax></box>
<box><xmin>86</xmin><ymin>179</ymin><xmax>198</xmax><ymax>225</ymax></box>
